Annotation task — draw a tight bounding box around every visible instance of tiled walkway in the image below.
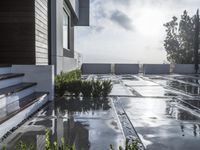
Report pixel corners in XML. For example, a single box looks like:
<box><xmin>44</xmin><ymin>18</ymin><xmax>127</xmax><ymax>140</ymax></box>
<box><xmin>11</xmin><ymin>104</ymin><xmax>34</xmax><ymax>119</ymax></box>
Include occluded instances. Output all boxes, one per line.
<box><xmin>115</xmin><ymin>74</ymin><xmax>200</xmax><ymax>150</ymax></box>
<box><xmin>1</xmin><ymin>74</ymin><xmax>200</xmax><ymax>150</ymax></box>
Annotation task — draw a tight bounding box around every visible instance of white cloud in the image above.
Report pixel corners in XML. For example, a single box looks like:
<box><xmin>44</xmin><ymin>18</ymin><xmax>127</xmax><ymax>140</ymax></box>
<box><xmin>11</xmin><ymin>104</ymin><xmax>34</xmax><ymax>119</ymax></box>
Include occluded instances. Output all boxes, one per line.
<box><xmin>75</xmin><ymin>0</ymin><xmax>199</xmax><ymax>63</ymax></box>
<box><xmin>110</xmin><ymin>10</ymin><xmax>134</xmax><ymax>31</ymax></box>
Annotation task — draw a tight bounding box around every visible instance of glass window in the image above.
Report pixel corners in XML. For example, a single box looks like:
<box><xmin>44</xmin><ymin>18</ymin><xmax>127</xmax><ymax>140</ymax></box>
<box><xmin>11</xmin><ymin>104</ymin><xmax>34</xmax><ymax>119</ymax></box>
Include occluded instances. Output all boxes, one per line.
<box><xmin>63</xmin><ymin>9</ymin><xmax>69</xmax><ymax>49</ymax></box>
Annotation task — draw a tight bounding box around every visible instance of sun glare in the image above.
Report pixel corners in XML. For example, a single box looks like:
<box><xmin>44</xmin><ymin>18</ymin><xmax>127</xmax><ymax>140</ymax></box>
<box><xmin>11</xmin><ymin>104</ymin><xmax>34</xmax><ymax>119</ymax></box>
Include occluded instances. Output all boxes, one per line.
<box><xmin>133</xmin><ymin>8</ymin><xmax>165</xmax><ymax>37</ymax></box>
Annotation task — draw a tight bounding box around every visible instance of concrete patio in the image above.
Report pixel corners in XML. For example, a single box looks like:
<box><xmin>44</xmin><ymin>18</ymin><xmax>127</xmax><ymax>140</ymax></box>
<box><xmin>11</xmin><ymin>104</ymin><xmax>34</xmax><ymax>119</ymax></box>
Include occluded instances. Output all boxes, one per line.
<box><xmin>1</xmin><ymin>72</ymin><xmax>200</xmax><ymax>150</ymax></box>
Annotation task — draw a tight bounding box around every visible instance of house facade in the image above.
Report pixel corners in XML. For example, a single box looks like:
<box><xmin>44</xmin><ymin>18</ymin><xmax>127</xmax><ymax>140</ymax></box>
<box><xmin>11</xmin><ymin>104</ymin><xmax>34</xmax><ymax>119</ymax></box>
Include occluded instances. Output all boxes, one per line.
<box><xmin>0</xmin><ymin>0</ymin><xmax>89</xmax><ymax>74</ymax></box>
<box><xmin>0</xmin><ymin>0</ymin><xmax>89</xmax><ymax>139</ymax></box>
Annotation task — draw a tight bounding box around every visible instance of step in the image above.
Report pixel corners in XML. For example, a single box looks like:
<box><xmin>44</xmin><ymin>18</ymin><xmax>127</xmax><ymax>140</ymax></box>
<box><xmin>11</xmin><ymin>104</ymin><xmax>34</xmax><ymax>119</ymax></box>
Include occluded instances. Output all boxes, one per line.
<box><xmin>0</xmin><ymin>83</ymin><xmax>37</xmax><ymax>97</ymax></box>
<box><xmin>0</xmin><ymin>83</ymin><xmax>37</xmax><ymax>109</ymax></box>
<box><xmin>0</xmin><ymin>73</ymin><xmax>24</xmax><ymax>89</ymax></box>
<box><xmin>0</xmin><ymin>92</ymin><xmax>49</xmax><ymax>138</ymax></box>
<box><xmin>0</xmin><ymin>66</ymin><xmax>11</xmax><ymax>75</ymax></box>
<box><xmin>0</xmin><ymin>73</ymin><xmax>24</xmax><ymax>81</ymax></box>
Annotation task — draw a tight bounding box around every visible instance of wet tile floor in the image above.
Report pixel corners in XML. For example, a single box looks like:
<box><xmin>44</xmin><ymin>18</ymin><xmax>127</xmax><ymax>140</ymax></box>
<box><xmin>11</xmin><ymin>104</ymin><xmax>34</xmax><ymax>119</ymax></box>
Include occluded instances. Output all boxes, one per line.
<box><xmin>1</xmin><ymin>98</ymin><xmax>124</xmax><ymax>150</ymax></box>
<box><xmin>1</xmin><ymin>74</ymin><xmax>200</xmax><ymax>150</ymax></box>
<box><xmin>118</xmin><ymin>74</ymin><xmax>200</xmax><ymax>150</ymax></box>
<box><xmin>119</xmin><ymin>97</ymin><xmax>200</xmax><ymax>150</ymax></box>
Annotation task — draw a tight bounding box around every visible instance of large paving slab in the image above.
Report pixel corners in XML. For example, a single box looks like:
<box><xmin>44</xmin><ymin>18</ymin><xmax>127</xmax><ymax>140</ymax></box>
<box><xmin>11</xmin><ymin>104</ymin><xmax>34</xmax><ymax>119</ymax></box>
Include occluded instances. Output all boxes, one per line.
<box><xmin>132</xmin><ymin>86</ymin><xmax>178</xmax><ymax>97</ymax></box>
<box><xmin>110</xmin><ymin>83</ymin><xmax>134</xmax><ymax>96</ymax></box>
<box><xmin>119</xmin><ymin>97</ymin><xmax>200</xmax><ymax>150</ymax></box>
<box><xmin>145</xmin><ymin>75</ymin><xmax>200</xmax><ymax>96</ymax></box>
<box><xmin>123</xmin><ymin>80</ymin><xmax>158</xmax><ymax>86</ymax></box>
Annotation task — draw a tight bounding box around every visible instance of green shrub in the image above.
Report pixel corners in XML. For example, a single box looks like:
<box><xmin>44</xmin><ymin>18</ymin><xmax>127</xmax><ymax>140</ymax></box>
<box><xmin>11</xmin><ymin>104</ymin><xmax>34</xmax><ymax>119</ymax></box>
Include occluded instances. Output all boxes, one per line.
<box><xmin>91</xmin><ymin>80</ymin><xmax>112</xmax><ymax>98</ymax></box>
<box><xmin>45</xmin><ymin>128</ymin><xmax>51</xmax><ymax>150</ymax></box>
<box><xmin>125</xmin><ymin>139</ymin><xmax>139</xmax><ymax>150</ymax></box>
<box><xmin>0</xmin><ymin>142</ymin><xmax>34</xmax><ymax>150</ymax></box>
<box><xmin>1</xmin><ymin>129</ymin><xmax>140</xmax><ymax>150</ymax></box>
<box><xmin>110</xmin><ymin>139</ymin><xmax>140</xmax><ymax>150</ymax></box>
<box><xmin>66</xmin><ymin>80</ymin><xmax>82</xmax><ymax>97</ymax></box>
<box><xmin>55</xmin><ymin>69</ymin><xmax>81</xmax><ymax>97</ymax></box>
<box><xmin>55</xmin><ymin>72</ymin><xmax>68</xmax><ymax>97</ymax></box>
<box><xmin>55</xmin><ymin>70</ymin><xmax>113</xmax><ymax>99</ymax></box>
<box><xmin>45</xmin><ymin>129</ymin><xmax>75</xmax><ymax>150</ymax></box>
<box><xmin>102</xmin><ymin>80</ymin><xmax>113</xmax><ymax>97</ymax></box>
<box><xmin>81</xmin><ymin>81</ymin><xmax>93</xmax><ymax>98</ymax></box>
<box><xmin>92</xmin><ymin>80</ymin><xmax>103</xmax><ymax>98</ymax></box>
<box><xmin>65</xmin><ymin>69</ymin><xmax>81</xmax><ymax>81</ymax></box>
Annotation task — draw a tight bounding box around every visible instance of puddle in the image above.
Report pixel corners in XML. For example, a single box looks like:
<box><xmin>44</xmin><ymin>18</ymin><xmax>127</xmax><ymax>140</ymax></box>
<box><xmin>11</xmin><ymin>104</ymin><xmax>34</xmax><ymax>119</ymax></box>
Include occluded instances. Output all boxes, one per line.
<box><xmin>150</xmin><ymin>78</ymin><xmax>200</xmax><ymax>96</ymax></box>
<box><xmin>110</xmin><ymin>84</ymin><xmax>134</xmax><ymax>96</ymax></box>
<box><xmin>118</xmin><ymin>75</ymin><xmax>139</xmax><ymax>81</ymax></box>
<box><xmin>119</xmin><ymin>97</ymin><xmax>200</xmax><ymax>150</ymax></box>
<box><xmin>189</xmin><ymin>75</ymin><xmax>200</xmax><ymax>78</ymax></box>
<box><xmin>123</xmin><ymin>80</ymin><xmax>158</xmax><ymax>86</ymax></box>
<box><xmin>145</xmin><ymin>76</ymin><xmax>164</xmax><ymax>80</ymax></box>
<box><xmin>183</xmin><ymin>99</ymin><xmax>200</xmax><ymax>109</ymax></box>
<box><xmin>166</xmin><ymin>81</ymin><xmax>200</xmax><ymax>95</ymax></box>
<box><xmin>1</xmin><ymin>98</ymin><xmax>124</xmax><ymax>150</ymax></box>
<box><xmin>131</xmin><ymin>86</ymin><xmax>179</xmax><ymax>97</ymax></box>
<box><xmin>174</xmin><ymin>76</ymin><xmax>200</xmax><ymax>85</ymax></box>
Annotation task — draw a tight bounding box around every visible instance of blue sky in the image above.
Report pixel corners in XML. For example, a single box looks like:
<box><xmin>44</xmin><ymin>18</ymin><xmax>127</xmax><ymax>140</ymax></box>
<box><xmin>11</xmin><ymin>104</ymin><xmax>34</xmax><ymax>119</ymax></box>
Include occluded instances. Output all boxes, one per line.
<box><xmin>75</xmin><ymin>0</ymin><xmax>199</xmax><ymax>63</ymax></box>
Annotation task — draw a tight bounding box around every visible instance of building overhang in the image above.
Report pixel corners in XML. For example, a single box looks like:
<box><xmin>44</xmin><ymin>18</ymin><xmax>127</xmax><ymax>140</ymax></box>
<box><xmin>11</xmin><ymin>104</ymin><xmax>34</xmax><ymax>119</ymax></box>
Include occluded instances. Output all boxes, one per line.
<box><xmin>65</xmin><ymin>0</ymin><xmax>90</xmax><ymax>26</ymax></box>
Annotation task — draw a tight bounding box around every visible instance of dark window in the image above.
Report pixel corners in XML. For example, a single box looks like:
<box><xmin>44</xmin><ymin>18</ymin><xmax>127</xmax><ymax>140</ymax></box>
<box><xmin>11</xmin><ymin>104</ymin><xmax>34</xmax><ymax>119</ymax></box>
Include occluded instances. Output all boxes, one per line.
<box><xmin>63</xmin><ymin>9</ymin><xmax>69</xmax><ymax>49</ymax></box>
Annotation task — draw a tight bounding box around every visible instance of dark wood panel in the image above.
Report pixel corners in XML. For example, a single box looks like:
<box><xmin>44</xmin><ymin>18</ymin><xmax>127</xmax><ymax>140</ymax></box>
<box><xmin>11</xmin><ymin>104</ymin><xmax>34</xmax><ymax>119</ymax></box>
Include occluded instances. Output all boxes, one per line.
<box><xmin>0</xmin><ymin>12</ymin><xmax>33</xmax><ymax>17</ymax></box>
<box><xmin>0</xmin><ymin>51</ymin><xmax>35</xmax><ymax>56</ymax></box>
<box><xmin>0</xmin><ymin>0</ymin><xmax>35</xmax><ymax>65</ymax></box>
<box><xmin>0</xmin><ymin>23</ymin><xmax>34</xmax><ymax>33</ymax></box>
<box><xmin>0</xmin><ymin>0</ymin><xmax>34</xmax><ymax>11</ymax></box>
<box><xmin>0</xmin><ymin>57</ymin><xmax>35</xmax><ymax>64</ymax></box>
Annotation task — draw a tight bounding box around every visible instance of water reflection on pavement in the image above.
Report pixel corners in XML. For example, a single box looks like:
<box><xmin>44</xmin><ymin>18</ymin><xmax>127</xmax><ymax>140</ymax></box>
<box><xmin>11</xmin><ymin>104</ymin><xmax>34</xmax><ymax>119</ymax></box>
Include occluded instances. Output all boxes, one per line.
<box><xmin>1</xmin><ymin>98</ymin><xmax>124</xmax><ymax>150</ymax></box>
<box><xmin>118</xmin><ymin>74</ymin><xmax>200</xmax><ymax>150</ymax></box>
<box><xmin>2</xmin><ymin>74</ymin><xmax>200</xmax><ymax>150</ymax></box>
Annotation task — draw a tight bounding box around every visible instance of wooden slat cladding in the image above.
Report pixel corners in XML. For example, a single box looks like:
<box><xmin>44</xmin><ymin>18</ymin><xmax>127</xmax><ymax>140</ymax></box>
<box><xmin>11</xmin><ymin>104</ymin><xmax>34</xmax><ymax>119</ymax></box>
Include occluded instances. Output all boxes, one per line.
<box><xmin>35</xmin><ymin>0</ymin><xmax>48</xmax><ymax>65</ymax></box>
<box><xmin>0</xmin><ymin>0</ymin><xmax>35</xmax><ymax>65</ymax></box>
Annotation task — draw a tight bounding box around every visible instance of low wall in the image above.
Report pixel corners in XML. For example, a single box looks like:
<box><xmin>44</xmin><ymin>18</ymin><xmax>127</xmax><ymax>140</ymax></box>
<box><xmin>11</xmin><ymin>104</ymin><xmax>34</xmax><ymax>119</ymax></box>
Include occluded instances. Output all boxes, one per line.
<box><xmin>62</xmin><ymin>57</ymin><xmax>78</xmax><ymax>73</ymax></box>
<box><xmin>143</xmin><ymin>64</ymin><xmax>170</xmax><ymax>74</ymax></box>
<box><xmin>173</xmin><ymin>64</ymin><xmax>197</xmax><ymax>74</ymax></box>
<box><xmin>115</xmin><ymin>64</ymin><xmax>139</xmax><ymax>75</ymax></box>
<box><xmin>56</xmin><ymin>56</ymin><xmax>78</xmax><ymax>74</ymax></box>
<box><xmin>81</xmin><ymin>63</ymin><xmax>200</xmax><ymax>75</ymax></box>
<box><xmin>11</xmin><ymin>65</ymin><xmax>54</xmax><ymax>100</ymax></box>
<box><xmin>81</xmin><ymin>63</ymin><xmax>111</xmax><ymax>74</ymax></box>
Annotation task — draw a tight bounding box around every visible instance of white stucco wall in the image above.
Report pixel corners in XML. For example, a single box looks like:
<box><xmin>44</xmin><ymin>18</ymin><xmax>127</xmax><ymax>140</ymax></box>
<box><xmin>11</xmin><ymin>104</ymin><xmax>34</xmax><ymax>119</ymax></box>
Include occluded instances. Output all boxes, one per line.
<box><xmin>11</xmin><ymin>65</ymin><xmax>54</xmax><ymax>100</ymax></box>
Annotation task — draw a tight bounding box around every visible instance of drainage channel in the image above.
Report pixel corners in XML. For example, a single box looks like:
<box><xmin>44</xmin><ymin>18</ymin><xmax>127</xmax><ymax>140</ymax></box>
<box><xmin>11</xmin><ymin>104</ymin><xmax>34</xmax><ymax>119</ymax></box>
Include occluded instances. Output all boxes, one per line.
<box><xmin>112</xmin><ymin>97</ymin><xmax>145</xmax><ymax>150</ymax></box>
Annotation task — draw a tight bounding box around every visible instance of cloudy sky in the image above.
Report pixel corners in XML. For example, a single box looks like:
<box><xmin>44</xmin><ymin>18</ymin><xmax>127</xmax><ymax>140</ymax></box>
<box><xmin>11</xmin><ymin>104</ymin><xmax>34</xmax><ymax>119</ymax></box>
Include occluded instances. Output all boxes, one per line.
<box><xmin>74</xmin><ymin>0</ymin><xmax>199</xmax><ymax>63</ymax></box>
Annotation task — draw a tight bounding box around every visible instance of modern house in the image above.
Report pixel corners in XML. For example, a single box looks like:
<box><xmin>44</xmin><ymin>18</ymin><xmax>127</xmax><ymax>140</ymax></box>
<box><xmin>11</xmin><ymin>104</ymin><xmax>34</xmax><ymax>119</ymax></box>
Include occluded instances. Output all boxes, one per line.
<box><xmin>0</xmin><ymin>0</ymin><xmax>89</xmax><ymax>74</ymax></box>
<box><xmin>0</xmin><ymin>0</ymin><xmax>89</xmax><ymax>139</ymax></box>
<box><xmin>50</xmin><ymin>0</ymin><xmax>89</xmax><ymax>74</ymax></box>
